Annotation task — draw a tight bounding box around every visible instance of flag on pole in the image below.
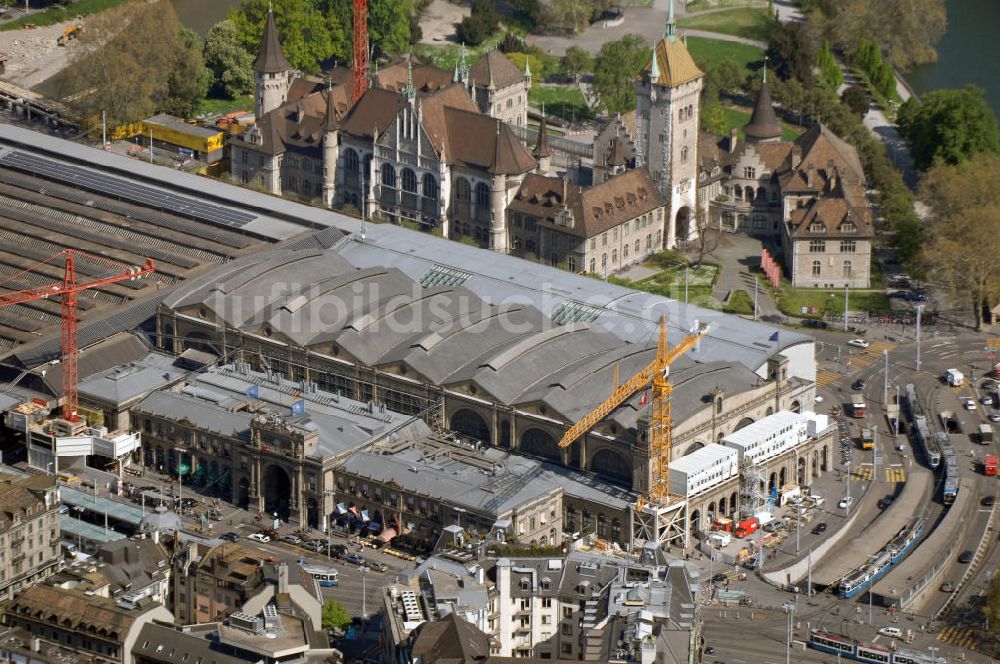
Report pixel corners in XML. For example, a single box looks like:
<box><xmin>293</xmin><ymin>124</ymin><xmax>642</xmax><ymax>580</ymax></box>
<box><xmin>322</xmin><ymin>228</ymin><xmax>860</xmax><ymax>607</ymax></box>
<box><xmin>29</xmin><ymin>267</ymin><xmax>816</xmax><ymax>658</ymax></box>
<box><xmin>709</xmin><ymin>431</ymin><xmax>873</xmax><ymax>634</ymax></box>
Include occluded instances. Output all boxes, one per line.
<box><xmin>769</xmin><ymin>331</ymin><xmax>779</xmax><ymax>342</ymax></box>
<box><xmin>245</xmin><ymin>384</ymin><xmax>259</xmax><ymax>400</ymax></box>
<box><xmin>291</xmin><ymin>399</ymin><xmax>305</xmax><ymax>415</ymax></box>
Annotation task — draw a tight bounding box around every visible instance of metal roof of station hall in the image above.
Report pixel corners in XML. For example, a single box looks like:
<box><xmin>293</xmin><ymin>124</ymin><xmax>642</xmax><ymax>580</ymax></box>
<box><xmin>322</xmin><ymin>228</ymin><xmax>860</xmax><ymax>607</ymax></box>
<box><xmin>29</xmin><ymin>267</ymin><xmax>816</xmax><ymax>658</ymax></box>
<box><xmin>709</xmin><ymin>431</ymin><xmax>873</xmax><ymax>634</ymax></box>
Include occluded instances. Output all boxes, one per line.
<box><xmin>60</xmin><ymin>486</ymin><xmax>145</xmax><ymax>526</ymax></box>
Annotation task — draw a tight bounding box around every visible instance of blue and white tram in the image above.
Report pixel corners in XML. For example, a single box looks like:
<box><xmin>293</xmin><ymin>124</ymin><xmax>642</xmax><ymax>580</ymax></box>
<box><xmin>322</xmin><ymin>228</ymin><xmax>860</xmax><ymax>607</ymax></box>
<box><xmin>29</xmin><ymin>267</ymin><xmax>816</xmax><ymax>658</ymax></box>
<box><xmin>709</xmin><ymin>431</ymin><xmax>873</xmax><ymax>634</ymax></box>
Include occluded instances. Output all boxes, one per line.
<box><xmin>913</xmin><ymin>416</ymin><xmax>941</xmax><ymax>468</ymax></box>
<box><xmin>809</xmin><ymin>630</ymin><xmax>947</xmax><ymax>664</ymax></box>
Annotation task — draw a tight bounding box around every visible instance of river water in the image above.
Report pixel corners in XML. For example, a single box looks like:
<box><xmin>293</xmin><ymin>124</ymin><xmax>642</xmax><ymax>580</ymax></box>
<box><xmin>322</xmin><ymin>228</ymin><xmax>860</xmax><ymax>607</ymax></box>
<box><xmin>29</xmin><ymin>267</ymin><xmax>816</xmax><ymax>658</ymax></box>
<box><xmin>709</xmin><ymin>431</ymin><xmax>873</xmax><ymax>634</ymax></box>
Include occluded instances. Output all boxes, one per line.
<box><xmin>171</xmin><ymin>0</ymin><xmax>242</xmax><ymax>36</ymax></box>
<box><xmin>906</xmin><ymin>0</ymin><xmax>1000</xmax><ymax>116</ymax></box>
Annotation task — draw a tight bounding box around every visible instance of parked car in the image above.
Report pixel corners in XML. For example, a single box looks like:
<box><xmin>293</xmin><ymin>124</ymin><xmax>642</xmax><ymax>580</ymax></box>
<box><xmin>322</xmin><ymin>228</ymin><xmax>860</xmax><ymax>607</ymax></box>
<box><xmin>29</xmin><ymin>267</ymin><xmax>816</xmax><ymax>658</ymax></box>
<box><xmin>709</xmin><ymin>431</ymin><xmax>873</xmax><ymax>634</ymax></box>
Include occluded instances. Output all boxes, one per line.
<box><xmin>248</xmin><ymin>533</ymin><xmax>270</xmax><ymax>543</ymax></box>
<box><xmin>852</xmin><ymin>379</ymin><xmax>866</xmax><ymax>391</ymax></box>
<box><xmin>983</xmin><ymin>395</ymin><xmax>993</xmax><ymax>406</ymax></box>
<box><xmin>982</xmin><ymin>496</ymin><xmax>995</xmax><ymax>507</ymax></box>
<box><xmin>802</xmin><ymin>319</ymin><xmax>828</xmax><ymax>329</ymax></box>
<box><xmin>964</xmin><ymin>398</ymin><xmax>977</xmax><ymax>411</ymax></box>
<box><xmin>278</xmin><ymin>535</ymin><xmax>302</xmax><ymax>545</ymax></box>
<box><xmin>220</xmin><ymin>532</ymin><xmax>240</xmax><ymax>542</ymax></box>
<box><xmin>811</xmin><ymin>522</ymin><xmax>828</xmax><ymax>535</ymax></box>
<box><xmin>711</xmin><ymin>573</ymin><xmax>728</xmax><ymax>584</ymax></box>
<box><xmin>704</xmin><ymin>646</ymin><xmax>716</xmax><ymax>655</ymax></box>
<box><xmin>329</xmin><ymin>544</ymin><xmax>348</xmax><ymax>559</ymax></box>
<box><xmin>878</xmin><ymin>627</ymin><xmax>902</xmax><ymax>638</ymax></box>
<box><xmin>958</xmin><ymin>550</ymin><xmax>974</xmax><ymax>564</ymax></box>
<box><xmin>367</xmin><ymin>561</ymin><xmax>388</xmax><ymax>573</ymax></box>
<box><xmin>940</xmin><ymin>582</ymin><xmax>956</xmax><ymax>593</ymax></box>
<box><xmin>838</xmin><ymin>496</ymin><xmax>854</xmax><ymax>509</ymax></box>
<box><xmin>345</xmin><ymin>554</ymin><xmax>366</xmax><ymax>566</ymax></box>
<box><xmin>847</xmin><ymin>339</ymin><xmax>870</xmax><ymax>349</ymax></box>
<box><xmin>878</xmin><ymin>496</ymin><xmax>894</xmax><ymax>509</ymax></box>
<box><xmin>991</xmin><ymin>413</ymin><xmax>1000</xmax><ymax>422</ymax></box>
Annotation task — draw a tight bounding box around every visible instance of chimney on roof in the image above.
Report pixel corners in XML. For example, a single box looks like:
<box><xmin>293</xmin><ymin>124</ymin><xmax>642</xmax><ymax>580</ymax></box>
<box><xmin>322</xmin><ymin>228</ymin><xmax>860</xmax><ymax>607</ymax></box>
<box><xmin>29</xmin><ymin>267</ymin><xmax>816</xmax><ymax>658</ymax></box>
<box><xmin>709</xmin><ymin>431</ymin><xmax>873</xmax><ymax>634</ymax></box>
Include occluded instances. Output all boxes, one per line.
<box><xmin>806</xmin><ymin>162</ymin><xmax>816</xmax><ymax>188</ymax></box>
<box><xmin>827</xmin><ymin>164</ymin><xmax>839</xmax><ymax>194</ymax></box>
<box><xmin>791</xmin><ymin>144</ymin><xmax>802</xmax><ymax>169</ymax></box>
<box><xmin>278</xmin><ymin>562</ymin><xmax>289</xmax><ymax>594</ymax></box>
<box><xmin>562</xmin><ymin>176</ymin><xmax>568</xmax><ymax>207</ymax></box>
<box><xmin>729</xmin><ymin>128</ymin><xmax>738</xmax><ymax>154</ymax></box>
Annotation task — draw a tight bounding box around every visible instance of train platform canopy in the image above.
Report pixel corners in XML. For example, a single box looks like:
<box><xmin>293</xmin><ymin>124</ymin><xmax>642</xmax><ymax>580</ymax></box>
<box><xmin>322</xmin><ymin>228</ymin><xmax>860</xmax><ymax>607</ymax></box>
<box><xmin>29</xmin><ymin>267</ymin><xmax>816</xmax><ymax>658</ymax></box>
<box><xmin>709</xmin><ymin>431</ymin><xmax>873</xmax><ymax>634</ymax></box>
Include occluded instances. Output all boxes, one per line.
<box><xmin>131</xmin><ymin>363</ymin><xmax>431</xmax><ymax>461</ymax></box>
<box><xmin>60</xmin><ymin>485</ymin><xmax>144</xmax><ymax>527</ymax></box>
<box><xmin>59</xmin><ymin>513</ymin><xmax>126</xmax><ymax>544</ymax></box>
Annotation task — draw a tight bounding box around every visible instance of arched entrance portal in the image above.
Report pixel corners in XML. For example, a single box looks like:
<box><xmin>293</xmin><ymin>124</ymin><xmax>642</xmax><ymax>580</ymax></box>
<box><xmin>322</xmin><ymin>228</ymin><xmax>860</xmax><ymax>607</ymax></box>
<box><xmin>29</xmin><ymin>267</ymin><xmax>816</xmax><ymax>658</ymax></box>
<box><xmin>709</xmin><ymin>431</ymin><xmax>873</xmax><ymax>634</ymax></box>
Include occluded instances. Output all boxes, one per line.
<box><xmin>520</xmin><ymin>428</ymin><xmax>561</xmax><ymax>462</ymax></box>
<box><xmin>734</xmin><ymin>417</ymin><xmax>755</xmax><ymax>431</ymax></box>
<box><xmin>798</xmin><ymin>457</ymin><xmax>807</xmax><ymax>484</ymax></box>
<box><xmin>237</xmin><ymin>478</ymin><xmax>251</xmax><ymax>510</ymax></box>
<box><xmin>591</xmin><ymin>448</ymin><xmax>632</xmax><ymax>489</ymax></box>
<box><xmin>675</xmin><ymin>206</ymin><xmax>692</xmax><ymax>243</ymax></box>
<box><xmin>306</xmin><ymin>497</ymin><xmax>319</xmax><ymax>529</ymax></box>
<box><xmin>263</xmin><ymin>465</ymin><xmax>292</xmax><ymax>521</ymax></box>
<box><xmin>450</xmin><ymin>409</ymin><xmax>491</xmax><ymax>444</ymax></box>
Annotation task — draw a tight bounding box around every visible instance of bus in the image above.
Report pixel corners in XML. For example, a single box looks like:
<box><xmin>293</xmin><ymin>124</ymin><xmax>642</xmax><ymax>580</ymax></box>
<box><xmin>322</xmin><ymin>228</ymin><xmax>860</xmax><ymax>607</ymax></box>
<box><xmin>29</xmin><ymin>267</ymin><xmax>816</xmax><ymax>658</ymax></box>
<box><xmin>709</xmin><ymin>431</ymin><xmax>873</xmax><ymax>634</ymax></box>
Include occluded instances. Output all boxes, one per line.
<box><xmin>302</xmin><ymin>565</ymin><xmax>339</xmax><ymax>587</ymax></box>
<box><xmin>851</xmin><ymin>393</ymin><xmax>866</xmax><ymax>417</ymax></box>
<box><xmin>860</xmin><ymin>428</ymin><xmax>875</xmax><ymax>450</ymax></box>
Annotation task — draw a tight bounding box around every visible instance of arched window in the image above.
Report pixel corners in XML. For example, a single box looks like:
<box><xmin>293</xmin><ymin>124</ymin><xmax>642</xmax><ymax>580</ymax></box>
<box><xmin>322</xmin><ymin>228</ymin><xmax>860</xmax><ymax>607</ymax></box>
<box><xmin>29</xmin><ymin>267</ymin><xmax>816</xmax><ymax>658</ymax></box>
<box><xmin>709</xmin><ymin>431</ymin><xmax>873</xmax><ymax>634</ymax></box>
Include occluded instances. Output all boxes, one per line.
<box><xmin>843</xmin><ymin>260</ymin><xmax>852</xmax><ymax>277</ymax></box>
<box><xmin>611</xmin><ymin>249</ymin><xmax>617</xmax><ymax>263</ymax></box>
<box><xmin>345</xmin><ymin>148</ymin><xmax>359</xmax><ymax>173</ymax></box>
<box><xmin>589</xmin><ymin>258</ymin><xmax>596</xmax><ymax>273</ymax></box>
<box><xmin>812</xmin><ymin>260</ymin><xmax>821</xmax><ymax>276</ymax></box>
<box><xmin>475</xmin><ymin>182</ymin><xmax>490</xmax><ymax>207</ymax></box>
<box><xmin>401</xmin><ymin>168</ymin><xmax>416</xmax><ymax>193</ymax></box>
<box><xmin>454</xmin><ymin>177</ymin><xmax>471</xmax><ymax>202</ymax></box>
<box><xmin>380</xmin><ymin>163</ymin><xmax>396</xmax><ymax>187</ymax></box>
<box><xmin>680</xmin><ymin>146</ymin><xmax>688</xmax><ymax>163</ymax></box>
<box><xmin>422</xmin><ymin>173</ymin><xmax>438</xmax><ymax>200</ymax></box>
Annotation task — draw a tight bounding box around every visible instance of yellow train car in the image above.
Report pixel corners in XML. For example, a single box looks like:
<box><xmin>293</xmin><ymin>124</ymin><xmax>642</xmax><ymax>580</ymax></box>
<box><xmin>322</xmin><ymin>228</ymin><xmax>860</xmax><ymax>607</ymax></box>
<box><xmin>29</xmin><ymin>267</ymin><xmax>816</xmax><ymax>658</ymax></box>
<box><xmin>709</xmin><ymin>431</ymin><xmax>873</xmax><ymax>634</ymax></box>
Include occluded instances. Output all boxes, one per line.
<box><xmin>140</xmin><ymin>113</ymin><xmax>225</xmax><ymax>163</ymax></box>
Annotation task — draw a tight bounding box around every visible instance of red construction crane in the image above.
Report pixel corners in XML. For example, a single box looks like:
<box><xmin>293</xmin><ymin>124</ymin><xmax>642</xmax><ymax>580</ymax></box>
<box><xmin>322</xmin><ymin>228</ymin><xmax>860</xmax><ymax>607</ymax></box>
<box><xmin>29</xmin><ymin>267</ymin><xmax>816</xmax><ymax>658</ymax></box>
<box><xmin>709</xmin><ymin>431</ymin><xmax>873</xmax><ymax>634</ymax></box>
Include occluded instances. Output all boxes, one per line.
<box><xmin>352</xmin><ymin>0</ymin><xmax>368</xmax><ymax>104</ymax></box>
<box><xmin>0</xmin><ymin>249</ymin><xmax>155</xmax><ymax>423</ymax></box>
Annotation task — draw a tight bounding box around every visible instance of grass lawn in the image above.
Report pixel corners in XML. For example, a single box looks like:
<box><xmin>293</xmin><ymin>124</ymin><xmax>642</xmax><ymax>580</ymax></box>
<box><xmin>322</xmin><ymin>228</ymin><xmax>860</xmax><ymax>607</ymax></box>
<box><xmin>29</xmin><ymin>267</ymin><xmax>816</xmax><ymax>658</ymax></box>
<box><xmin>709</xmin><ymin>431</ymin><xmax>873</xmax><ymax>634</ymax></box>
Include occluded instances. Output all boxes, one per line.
<box><xmin>0</xmin><ymin>0</ymin><xmax>130</xmax><ymax>30</ymax></box>
<box><xmin>723</xmin><ymin>289</ymin><xmax>754</xmax><ymax>315</ymax></box>
<box><xmin>686</xmin><ymin>36</ymin><xmax>763</xmax><ymax>73</ymax></box>
<box><xmin>529</xmin><ymin>86</ymin><xmax>591</xmax><ymax>123</ymax></box>
<box><xmin>776</xmin><ymin>288</ymin><xmax>891</xmax><ymax>318</ymax></box>
<box><xmin>677</xmin><ymin>7</ymin><xmax>776</xmax><ymax>42</ymax></box>
<box><xmin>686</xmin><ymin>0</ymin><xmax>767</xmax><ymax>10</ymax></box>
<box><xmin>198</xmin><ymin>95</ymin><xmax>254</xmax><ymax>118</ymax></box>
<box><xmin>718</xmin><ymin>105</ymin><xmax>802</xmax><ymax>141</ymax></box>
<box><xmin>413</xmin><ymin>32</ymin><xmax>504</xmax><ymax>71</ymax></box>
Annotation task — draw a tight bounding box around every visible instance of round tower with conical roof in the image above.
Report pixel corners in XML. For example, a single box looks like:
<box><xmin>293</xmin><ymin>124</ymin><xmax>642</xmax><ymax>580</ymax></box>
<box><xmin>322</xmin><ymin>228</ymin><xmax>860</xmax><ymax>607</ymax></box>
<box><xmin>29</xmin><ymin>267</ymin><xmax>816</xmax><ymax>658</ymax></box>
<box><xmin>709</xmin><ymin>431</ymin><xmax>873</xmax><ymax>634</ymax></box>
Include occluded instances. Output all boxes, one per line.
<box><xmin>743</xmin><ymin>66</ymin><xmax>782</xmax><ymax>143</ymax></box>
<box><xmin>254</xmin><ymin>9</ymin><xmax>293</xmax><ymax>120</ymax></box>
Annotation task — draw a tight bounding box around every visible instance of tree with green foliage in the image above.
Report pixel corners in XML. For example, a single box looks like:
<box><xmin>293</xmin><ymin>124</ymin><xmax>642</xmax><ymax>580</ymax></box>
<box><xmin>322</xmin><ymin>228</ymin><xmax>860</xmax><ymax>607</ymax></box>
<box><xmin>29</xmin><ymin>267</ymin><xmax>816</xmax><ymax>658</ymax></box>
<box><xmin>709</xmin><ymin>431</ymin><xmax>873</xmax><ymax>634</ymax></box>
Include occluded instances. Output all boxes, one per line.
<box><xmin>545</xmin><ymin>0</ymin><xmax>594</xmax><ymax>34</ymax></box>
<box><xmin>161</xmin><ymin>27</ymin><xmax>212</xmax><ymax>118</ymax></box>
<box><xmin>560</xmin><ymin>46</ymin><xmax>592</xmax><ymax>83</ymax></box>
<box><xmin>368</xmin><ymin>0</ymin><xmax>414</xmax><ymax>57</ymax></box>
<box><xmin>593</xmin><ymin>34</ymin><xmax>648</xmax><ymax>115</ymax></box>
<box><xmin>204</xmin><ymin>19</ymin><xmax>255</xmax><ymax>100</ymax></box>
<box><xmin>457</xmin><ymin>0</ymin><xmax>500</xmax><ymax>46</ymax></box>
<box><xmin>918</xmin><ymin>153</ymin><xmax>1000</xmax><ymax>329</ymax></box>
<box><xmin>510</xmin><ymin>0</ymin><xmax>542</xmax><ymax>29</ymax></box>
<box><xmin>321</xmin><ymin>600</ymin><xmax>351</xmax><ymax>631</ymax></box>
<box><xmin>230</xmin><ymin>0</ymin><xmax>344</xmax><ymax>74</ymax></box>
<box><xmin>700</xmin><ymin>105</ymin><xmax>728</xmax><ymax>135</ymax></box>
<box><xmin>766</xmin><ymin>22</ymin><xmax>814</xmax><ymax>83</ymax></box>
<box><xmin>898</xmin><ymin>86</ymin><xmax>1000</xmax><ymax>171</ymax></box>
<box><xmin>840</xmin><ymin>86</ymin><xmax>869</xmax><ymax>118</ymax></box>
<box><xmin>57</xmin><ymin>0</ymin><xmax>208</xmax><ymax>127</ymax></box>
<box><xmin>815</xmin><ymin>39</ymin><xmax>842</xmax><ymax>90</ymax></box>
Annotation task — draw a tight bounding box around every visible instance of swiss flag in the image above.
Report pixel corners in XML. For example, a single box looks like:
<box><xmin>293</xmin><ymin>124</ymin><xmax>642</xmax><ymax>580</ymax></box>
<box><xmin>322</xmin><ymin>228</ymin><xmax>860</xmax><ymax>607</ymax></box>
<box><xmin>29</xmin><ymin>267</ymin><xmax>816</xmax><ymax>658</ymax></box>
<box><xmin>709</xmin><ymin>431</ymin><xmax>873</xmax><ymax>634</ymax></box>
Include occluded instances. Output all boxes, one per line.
<box><xmin>640</xmin><ymin>391</ymin><xmax>649</xmax><ymax>406</ymax></box>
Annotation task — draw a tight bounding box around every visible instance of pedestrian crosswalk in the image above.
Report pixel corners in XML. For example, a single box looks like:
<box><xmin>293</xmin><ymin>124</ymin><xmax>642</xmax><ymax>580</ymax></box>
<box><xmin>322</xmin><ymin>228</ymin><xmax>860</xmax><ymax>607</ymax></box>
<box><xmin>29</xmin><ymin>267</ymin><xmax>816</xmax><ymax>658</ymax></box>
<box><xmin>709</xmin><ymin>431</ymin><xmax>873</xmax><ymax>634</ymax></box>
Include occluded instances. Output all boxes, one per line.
<box><xmin>885</xmin><ymin>467</ymin><xmax>906</xmax><ymax>483</ymax></box>
<box><xmin>937</xmin><ymin>625</ymin><xmax>979</xmax><ymax>650</ymax></box>
<box><xmin>852</xmin><ymin>466</ymin><xmax>873</xmax><ymax>481</ymax></box>
<box><xmin>847</xmin><ymin>342</ymin><xmax>896</xmax><ymax>370</ymax></box>
<box><xmin>817</xmin><ymin>370</ymin><xmax>840</xmax><ymax>388</ymax></box>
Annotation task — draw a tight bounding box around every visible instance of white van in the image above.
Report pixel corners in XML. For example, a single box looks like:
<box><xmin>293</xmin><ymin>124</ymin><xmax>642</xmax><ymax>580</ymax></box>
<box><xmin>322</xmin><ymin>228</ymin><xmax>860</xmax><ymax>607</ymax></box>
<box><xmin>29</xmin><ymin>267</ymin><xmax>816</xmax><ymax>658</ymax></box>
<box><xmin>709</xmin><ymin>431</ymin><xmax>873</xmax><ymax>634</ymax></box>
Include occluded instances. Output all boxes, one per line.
<box><xmin>878</xmin><ymin>627</ymin><xmax>902</xmax><ymax>638</ymax></box>
<box><xmin>838</xmin><ymin>496</ymin><xmax>854</xmax><ymax>509</ymax></box>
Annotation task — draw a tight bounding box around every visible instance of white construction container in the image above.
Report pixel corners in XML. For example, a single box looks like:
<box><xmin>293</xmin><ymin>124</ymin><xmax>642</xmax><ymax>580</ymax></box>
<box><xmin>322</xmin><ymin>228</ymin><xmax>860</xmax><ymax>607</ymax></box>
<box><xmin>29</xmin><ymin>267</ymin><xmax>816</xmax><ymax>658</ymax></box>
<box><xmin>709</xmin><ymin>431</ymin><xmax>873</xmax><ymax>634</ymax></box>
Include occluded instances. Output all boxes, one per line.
<box><xmin>668</xmin><ymin>444</ymin><xmax>739</xmax><ymax>498</ymax></box>
<box><xmin>722</xmin><ymin>411</ymin><xmax>809</xmax><ymax>465</ymax></box>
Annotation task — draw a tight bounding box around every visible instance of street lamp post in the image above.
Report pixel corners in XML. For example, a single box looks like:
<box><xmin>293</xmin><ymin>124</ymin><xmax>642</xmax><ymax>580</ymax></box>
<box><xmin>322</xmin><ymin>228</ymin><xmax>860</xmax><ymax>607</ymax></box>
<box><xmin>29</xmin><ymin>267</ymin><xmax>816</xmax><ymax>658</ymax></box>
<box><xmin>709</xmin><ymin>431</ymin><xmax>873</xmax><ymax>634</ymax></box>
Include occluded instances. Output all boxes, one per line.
<box><xmin>796</xmin><ymin>502</ymin><xmax>802</xmax><ymax>554</ymax></box>
<box><xmin>844</xmin><ymin>285</ymin><xmax>849</xmax><ymax>331</ymax></box>
<box><xmin>784</xmin><ymin>601</ymin><xmax>795</xmax><ymax>664</ymax></box>
<box><xmin>883</xmin><ymin>349</ymin><xmax>889</xmax><ymax>405</ymax></box>
<box><xmin>175</xmin><ymin>447</ymin><xmax>187</xmax><ymax>517</ymax></box>
<box><xmin>845</xmin><ymin>459</ymin><xmax>851</xmax><ymax>515</ymax></box>
<box><xmin>915</xmin><ymin>304</ymin><xmax>924</xmax><ymax>371</ymax></box>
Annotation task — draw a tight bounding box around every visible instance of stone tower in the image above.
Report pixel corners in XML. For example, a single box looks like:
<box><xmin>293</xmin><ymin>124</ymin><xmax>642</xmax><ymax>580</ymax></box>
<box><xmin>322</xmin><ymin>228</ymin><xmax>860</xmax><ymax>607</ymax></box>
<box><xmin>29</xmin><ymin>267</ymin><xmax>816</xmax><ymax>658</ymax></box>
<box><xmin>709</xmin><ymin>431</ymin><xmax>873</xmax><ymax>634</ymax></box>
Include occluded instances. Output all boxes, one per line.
<box><xmin>254</xmin><ymin>9</ymin><xmax>293</xmax><ymax>120</ymax></box>
<box><xmin>634</xmin><ymin>0</ymin><xmax>703</xmax><ymax>248</ymax></box>
<box><xmin>321</xmin><ymin>80</ymin><xmax>339</xmax><ymax>207</ymax></box>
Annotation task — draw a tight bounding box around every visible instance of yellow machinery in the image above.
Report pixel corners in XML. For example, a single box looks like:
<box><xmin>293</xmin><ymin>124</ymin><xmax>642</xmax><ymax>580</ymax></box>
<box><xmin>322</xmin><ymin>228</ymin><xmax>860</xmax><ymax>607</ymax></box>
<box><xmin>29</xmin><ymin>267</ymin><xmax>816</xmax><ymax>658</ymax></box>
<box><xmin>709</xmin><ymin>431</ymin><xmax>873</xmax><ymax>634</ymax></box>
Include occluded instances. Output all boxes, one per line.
<box><xmin>56</xmin><ymin>23</ymin><xmax>82</xmax><ymax>46</ymax></box>
<box><xmin>558</xmin><ymin>315</ymin><xmax>709</xmax><ymax>549</ymax></box>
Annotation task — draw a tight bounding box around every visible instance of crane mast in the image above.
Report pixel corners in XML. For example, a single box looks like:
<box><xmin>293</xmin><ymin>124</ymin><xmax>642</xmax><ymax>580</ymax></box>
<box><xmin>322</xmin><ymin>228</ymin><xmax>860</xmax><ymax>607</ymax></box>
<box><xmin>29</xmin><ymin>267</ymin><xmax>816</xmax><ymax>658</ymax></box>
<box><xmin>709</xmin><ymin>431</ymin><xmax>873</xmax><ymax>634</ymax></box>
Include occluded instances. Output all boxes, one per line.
<box><xmin>558</xmin><ymin>315</ymin><xmax>709</xmax><ymax>547</ymax></box>
<box><xmin>352</xmin><ymin>0</ymin><xmax>368</xmax><ymax>104</ymax></box>
<box><xmin>0</xmin><ymin>249</ymin><xmax>155</xmax><ymax>423</ymax></box>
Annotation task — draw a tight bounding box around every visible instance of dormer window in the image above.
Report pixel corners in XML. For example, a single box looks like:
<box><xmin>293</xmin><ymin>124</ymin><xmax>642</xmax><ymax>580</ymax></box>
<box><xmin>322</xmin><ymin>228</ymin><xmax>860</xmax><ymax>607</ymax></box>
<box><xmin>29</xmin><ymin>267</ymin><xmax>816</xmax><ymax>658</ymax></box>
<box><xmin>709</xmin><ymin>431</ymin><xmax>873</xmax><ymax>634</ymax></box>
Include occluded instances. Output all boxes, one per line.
<box><xmin>809</xmin><ymin>222</ymin><xmax>826</xmax><ymax>233</ymax></box>
<box><xmin>841</xmin><ymin>221</ymin><xmax>857</xmax><ymax>233</ymax></box>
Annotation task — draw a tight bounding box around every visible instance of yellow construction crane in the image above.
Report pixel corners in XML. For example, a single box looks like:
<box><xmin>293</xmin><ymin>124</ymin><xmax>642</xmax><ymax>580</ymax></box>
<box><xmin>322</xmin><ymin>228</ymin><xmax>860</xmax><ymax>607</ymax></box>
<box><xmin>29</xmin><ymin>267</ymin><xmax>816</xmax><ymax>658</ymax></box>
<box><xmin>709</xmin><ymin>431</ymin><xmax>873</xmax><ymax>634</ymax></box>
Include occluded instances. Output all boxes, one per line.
<box><xmin>558</xmin><ymin>315</ymin><xmax>709</xmax><ymax>511</ymax></box>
